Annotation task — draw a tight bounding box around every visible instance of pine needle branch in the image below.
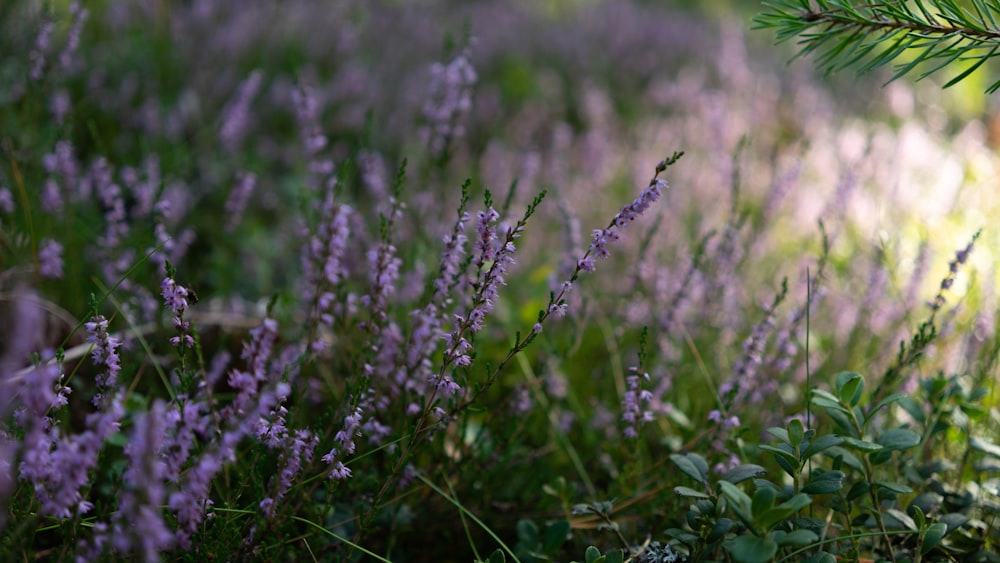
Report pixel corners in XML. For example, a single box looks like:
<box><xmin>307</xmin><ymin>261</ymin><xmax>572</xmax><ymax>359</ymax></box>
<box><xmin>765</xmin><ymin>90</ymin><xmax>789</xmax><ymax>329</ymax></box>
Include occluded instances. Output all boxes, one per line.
<box><xmin>754</xmin><ymin>0</ymin><xmax>1000</xmax><ymax>92</ymax></box>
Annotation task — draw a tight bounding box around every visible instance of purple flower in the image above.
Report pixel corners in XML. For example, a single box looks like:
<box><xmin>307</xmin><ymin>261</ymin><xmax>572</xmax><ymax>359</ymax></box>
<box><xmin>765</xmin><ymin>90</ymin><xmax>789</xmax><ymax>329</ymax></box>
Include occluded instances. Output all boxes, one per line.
<box><xmin>29</xmin><ymin>20</ymin><xmax>54</xmax><ymax>81</ymax></box>
<box><xmin>38</xmin><ymin>239</ymin><xmax>64</xmax><ymax>279</ymax></box>
<box><xmin>85</xmin><ymin>316</ymin><xmax>122</xmax><ymax>403</ymax></box>
<box><xmin>421</xmin><ymin>49</ymin><xmax>477</xmax><ymax>158</ymax></box>
<box><xmin>224</xmin><ymin>172</ymin><xmax>256</xmax><ymax>232</ymax></box>
<box><xmin>622</xmin><ymin>366</ymin><xmax>653</xmax><ymax>438</ymax></box>
<box><xmin>114</xmin><ymin>402</ymin><xmax>173</xmax><ymax>560</ymax></box>
<box><xmin>58</xmin><ymin>2</ymin><xmax>89</xmax><ymax>71</ymax></box>
<box><xmin>225</xmin><ymin>317</ymin><xmax>280</xmax><ymax>418</ymax></box>
<box><xmin>219</xmin><ymin>70</ymin><xmax>264</xmax><ymax>151</ymax></box>
<box><xmin>260</xmin><ymin>429</ymin><xmax>317</xmax><ymax>520</ymax></box>
<box><xmin>0</xmin><ymin>186</ymin><xmax>13</xmax><ymax>214</ymax></box>
<box><xmin>292</xmin><ymin>82</ymin><xmax>335</xmax><ymax>189</ymax></box>
<box><xmin>49</xmin><ymin>90</ymin><xmax>71</xmax><ymax>124</ymax></box>
<box><xmin>161</xmin><ymin>275</ymin><xmax>195</xmax><ymax>348</ymax></box>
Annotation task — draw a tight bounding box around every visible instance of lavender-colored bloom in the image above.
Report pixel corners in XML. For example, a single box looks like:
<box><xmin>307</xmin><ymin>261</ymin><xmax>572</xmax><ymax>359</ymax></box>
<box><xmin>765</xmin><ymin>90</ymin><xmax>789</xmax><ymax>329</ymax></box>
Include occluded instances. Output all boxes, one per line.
<box><xmin>161</xmin><ymin>275</ymin><xmax>194</xmax><ymax>348</ymax></box>
<box><xmin>163</xmin><ymin>400</ymin><xmax>209</xmax><ymax>480</ymax></box>
<box><xmin>223</xmin><ymin>317</ymin><xmax>280</xmax><ymax>418</ymax></box>
<box><xmin>129</xmin><ymin>156</ymin><xmax>160</xmax><ymax>219</ymax></box>
<box><xmin>260</xmin><ymin>429</ymin><xmax>318</xmax><ymax>520</ymax></box>
<box><xmin>292</xmin><ymin>82</ymin><xmax>335</xmax><ymax>189</ymax></box>
<box><xmin>360</xmin><ymin>241</ymin><xmax>402</xmax><ymax>329</ymax></box>
<box><xmin>301</xmin><ymin>188</ymin><xmax>352</xmax><ymax>352</ymax></box>
<box><xmin>723</xmin><ymin>285</ymin><xmax>785</xmax><ymax>411</ymax></box>
<box><xmin>18</xmin><ymin>345</ymin><xmax>123</xmax><ymax>520</ymax></box>
<box><xmin>170</xmin><ymin>380</ymin><xmax>288</xmax><ymax>548</ymax></box>
<box><xmin>41</xmin><ymin>179</ymin><xmax>63</xmax><ymax>215</ymax></box>
<box><xmin>169</xmin><ymin>455</ymin><xmax>219</xmax><ymax>549</ymax></box>
<box><xmin>0</xmin><ymin>186</ymin><xmax>13</xmax><ymax>214</ymax></box>
<box><xmin>49</xmin><ymin>90</ymin><xmax>71</xmax><ymax>124</ymax></box>
<box><xmin>220</xmin><ymin>70</ymin><xmax>264</xmax><ymax>151</ymax></box>
<box><xmin>38</xmin><ymin>239</ymin><xmax>64</xmax><ymax>279</ymax></box>
<box><xmin>224</xmin><ymin>172</ymin><xmax>256</xmax><ymax>232</ymax></box>
<box><xmin>58</xmin><ymin>2</ymin><xmax>89</xmax><ymax>71</ymax></box>
<box><xmin>622</xmin><ymin>366</ymin><xmax>653</xmax><ymax>438</ymax></box>
<box><xmin>29</xmin><ymin>20</ymin><xmax>54</xmax><ymax>81</ymax></box>
<box><xmin>434</xmin><ymin>211</ymin><xmax>470</xmax><ymax>299</ymax></box>
<box><xmin>85</xmin><ymin>316</ymin><xmax>122</xmax><ymax>404</ymax></box>
<box><xmin>114</xmin><ymin>402</ymin><xmax>173</xmax><ymax>561</ymax></box>
<box><xmin>322</xmin><ymin>405</ymin><xmax>365</xmax><ymax>480</ymax></box>
<box><xmin>421</xmin><ymin>50</ymin><xmax>477</xmax><ymax>158</ymax></box>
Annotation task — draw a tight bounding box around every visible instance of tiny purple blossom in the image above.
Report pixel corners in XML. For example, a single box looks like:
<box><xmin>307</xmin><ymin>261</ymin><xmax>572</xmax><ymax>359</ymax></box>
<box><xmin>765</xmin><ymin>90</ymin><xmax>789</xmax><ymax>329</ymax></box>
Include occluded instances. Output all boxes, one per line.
<box><xmin>219</xmin><ymin>70</ymin><xmax>264</xmax><ymax>151</ymax></box>
<box><xmin>29</xmin><ymin>20</ymin><xmax>54</xmax><ymax>81</ymax></box>
<box><xmin>0</xmin><ymin>187</ymin><xmax>13</xmax><ymax>214</ymax></box>
<box><xmin>58</xmin><ymin>2</ymin><xmax>89</xmax><ymax>71</ymax></box>
<box><xmin>224</xmin><ymin>172</ymin><xmax>256</xmax><ymax>233</ymax></box>
<box><xmin>38</xmin><ymin>239</ymin><xmax>64</xmax><ymax>279</ymax></box>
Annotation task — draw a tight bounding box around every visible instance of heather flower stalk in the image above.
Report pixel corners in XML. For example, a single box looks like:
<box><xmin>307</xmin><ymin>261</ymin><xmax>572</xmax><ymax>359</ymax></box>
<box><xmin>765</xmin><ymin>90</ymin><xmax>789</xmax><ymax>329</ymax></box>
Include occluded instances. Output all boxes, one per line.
<box><xmin>224</xmin><ymin>172</ymin><xmax>257</xmax><ymax>232</ymax></box>
<box><xmin>301</xmin><ymin>184</ymin><xmax>352</xmax><ymax>354</ymax></box>
<box><xmin>393</xmin><ymin>188</ymin><xmax>471</xmax><ymax>410</ymax></box>
<box><xmin>421</xmin><ymin>48</ymin><xmax>478</xmax><ymax>161</ymax></box>
<box><xmin>436</xmin><ymin>191</ymin><xmax>525</xmax><ymax>398</ymax></box>
<box><xmin>16</xmin><ymin>316</ymin><xmax>125</xmax><ymax>521</ymax></box>
<box><xmin>161</xmin><ymin>270</ymin><xmax>195</xmax><ymax>351</ymax></box>
<box><xmin>260</xmin><ymin>429</ymin><xmax>318</xmax><ymax>519</ymax></box>
<box><xmin>622</xmin><ymin>366</ymin><xmax>654</xmax><ymax>439</ymax></box>
<box><xmin>219</xmin><ymin>70</ymin><xmax>264</xmax><ymax>151</ymax></box>
<box><xmin>719</xmin><ymin>278</ymin><xmax>788</xmax><ymax>413</ymax></box>
<box><xmin>536</xmin><ymin>154</ymin><xmax>681</xmax><ymax>341</ymax></box>
<box><xmin>109</xmin><ymin>401</ymin><xmax>174</xmax><ymax>561</ymax></box>
<box><xmin>28</xmin><ymin>19</ymin><xmax>54</xmax><ymax>81</ymax></box>
<box><xmin>37</xmin><ymin>238</ymin><xmax>64</xmax><ymax>279</ymax></box>
<box><xmin>58</xmin><ymin>2</ymin><xmax>89</xmax><ymax>71</ymax></box>
<box><xmin>292</xmin><ymin>82</ymin><xmax>335</xmax><ymax>190</ymax></box>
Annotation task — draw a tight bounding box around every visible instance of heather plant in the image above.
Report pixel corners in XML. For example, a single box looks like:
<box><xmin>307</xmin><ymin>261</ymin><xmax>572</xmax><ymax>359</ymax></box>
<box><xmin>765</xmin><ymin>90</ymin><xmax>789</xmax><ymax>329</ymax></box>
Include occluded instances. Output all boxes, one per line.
<box><xmin>1</xmin><ymin>0</ymin><xmax>999</xmax><ymax>562</ymax></box>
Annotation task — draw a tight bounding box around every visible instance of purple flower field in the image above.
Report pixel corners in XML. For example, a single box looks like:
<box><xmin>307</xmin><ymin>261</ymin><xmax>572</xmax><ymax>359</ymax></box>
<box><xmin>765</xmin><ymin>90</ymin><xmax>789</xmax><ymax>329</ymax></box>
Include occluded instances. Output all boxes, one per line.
<box><xmin>1</xmin><ymin>1</ymin><xmax>999</xmax><ymax>561</ymax></box>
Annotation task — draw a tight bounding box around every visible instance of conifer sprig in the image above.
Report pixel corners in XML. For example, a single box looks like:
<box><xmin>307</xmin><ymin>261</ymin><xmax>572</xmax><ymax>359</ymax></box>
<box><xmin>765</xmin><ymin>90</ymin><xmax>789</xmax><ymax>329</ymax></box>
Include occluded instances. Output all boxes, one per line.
<box><xmin>755</xmin><ymin>0</ymin><xmax>1000</xmax><ymax>92</ymax></box>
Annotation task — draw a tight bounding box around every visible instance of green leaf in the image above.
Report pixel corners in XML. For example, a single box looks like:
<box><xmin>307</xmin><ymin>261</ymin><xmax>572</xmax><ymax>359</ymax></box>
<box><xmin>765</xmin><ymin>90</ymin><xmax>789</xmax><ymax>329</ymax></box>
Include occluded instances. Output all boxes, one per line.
<box><xmin>836</xmin><ymin>371</ymin><xmax>865</xmax><ymax>407</ymax></box>
<box><xmin>758</xmin><ymin>493</ymin><xmax>812</xmax><ymax>530</ymax></box>
<box><xmin>719</xmin><ymin>481</ymin><xmax>754</xmax><ymax>527</ymax></box>
<box><xmin>767</xmin><ymin>427</ymin><xmax>791</xmax><ymax>443</ymax></box>
<box><xmin>802</xmin><ymin>470</ymin><xmax>845</xmax><ymax>494</ymax></box>
<box><xmin>542</xmin><ymin>521</ymin><xmax>570</xmax><ymax>553</ymax></box>
<box><xmin>802</xmin><ymin>434</ymin><xmax>844</xmax><ymax>458</ymax></box>
<box><xmin>842</xmin><ymin>437</ymin><xmax>883</xmax><ymax>452</ymax></box>
<box><xmin>707</xmin><ymin>518</ymin><xmax>735</xmax><ymax>543</ymax></box>
<box><xmin>811</xmin><ymin>390</ymin><xmax>851</xmax><ymax>415</ymax></box>
<box><xmin>752</xmin><ymin>487</ymin><xmax>777</xmax><ymax>520</ymax></box>
<box><xmin>604</xmin><ymin>549</ymin><xmax>624</xmax><ymax>563</ymax></box>
<box><xmin>760</xmin><ymin>444</ymin><xmax>798</xmax><ymax>465</ymax></box>
<box><xmin>723</xmin><ymin>464</ymin><xmax>768</xmax><ymax>484</ymax></box>
<box><xmin>846</xmin><ymin>481</ymin><xmax>870</xmax><ymax>502</ymax></box>
<box><xmin>824</xmin><ymin>446</ymin><xmax>864</xmax><ymax>472</ymax></box>
<box><xmin>874</xmin><ymin>480</ymin><xmax>914</xmax><ymax>494</ymax></box>
<box><xmin>788</xmin><ymin>418</ymin><xmax>805</xmax><ymax>448</ymax></box>
<box><xmin>970</xmin><ymin>436</ymin><xmax>1000</xmax><ymax>459</ymax></box>
<box><xmin>869</xmin><ymin>392</ymin><xmax>910</xmax><ymax>416</ymax></box>
<box><xmin>921</xmin><ymin>522</ymin><xmax>949</xmax><ymax>555</ymax></box>
<box><xmin>517</xmin><ymin>519</ymin><xmax>539</xmax><ymax>545</ymax></box>
<box><xmin>876</xmin><ymin>428</ymin><xmax>921</xmax><ymax>451</ymax></box>
<box><xmin>887</xmin><ymin>508</ymin><xmax>918</xmax><ymax>531</ymax></box>
<box><xmin>773</xmin><ymin>528</ymin><xmax>819</xmax><ymax>546</ymax></box>
<box><xmin>723</xmin><ymin>535</ymin><xmax>778</xmax><ymax>563</ymax></box>
<box><xmin>898</xmin><ymin>396</ymin><xmax>926</xmax><ymax>425</ymax></box>
<box><xmin>487</xmin><ymin>548</ymin><xmax>506</xmax><ymax>563</ymax></box>
<box><xmin>671</xmin><ymin>453</ymin><xmax>709</xmax><ymax>484</ymax></box>
<box><xmin>674</xmin><ymin>486</ymin><xmax>710</xmax><ymax>499</ymax></box>
<box><xmin>585</xmin><ymin>545</ymin><xmax>601</xmax><ymax>563</ymax></box>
